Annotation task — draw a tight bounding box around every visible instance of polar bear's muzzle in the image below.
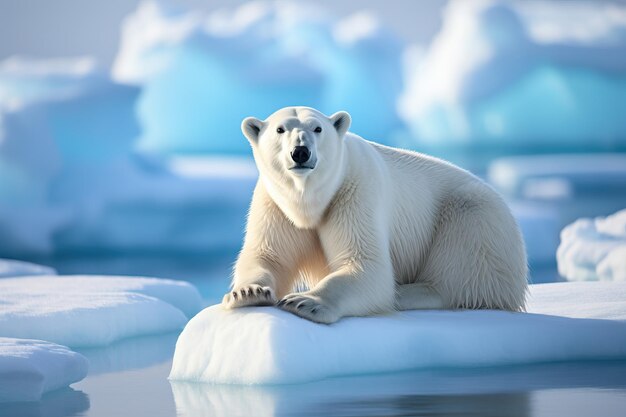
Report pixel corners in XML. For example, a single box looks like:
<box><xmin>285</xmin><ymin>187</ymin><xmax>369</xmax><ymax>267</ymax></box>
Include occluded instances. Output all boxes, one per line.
<box><xmin>289</xmin><ymin>146</ymin><xmax>316</xmax><ymax>171</ymax></box>
<box><xmin>291</xmin><ymin>146</ymin><xmax>311</xmax><ymax>164</ymax></box>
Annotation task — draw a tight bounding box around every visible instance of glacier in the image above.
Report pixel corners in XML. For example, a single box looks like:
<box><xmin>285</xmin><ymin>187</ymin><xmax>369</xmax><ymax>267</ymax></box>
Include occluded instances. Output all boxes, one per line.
<box><xmin>170</xmin><ymin>282</ymin><xmax>626</xmax><ymax>384</ymax></box>
<box><xmin>0</xmin><ymin>338</ymin><xmax>88</xmax><ymax>402</ymax></box>
<box><xmin>558</xmin><ymin>209</ymin><xmax>626</xmax><ymax>282</ymax></box>
<box><xmin>112</xmin><ymin>1</ymin><xmax>404</xmax><ymax>155</ymax></box>
<box><xmin>0</xmin><ymin>275</ymin><xmax>203</xmax><ymax>347</ymax></box>
<box><xmin>0</xmin><ymin>258</ymin><xmax>56</xmax><ymax>278</ymax></box>
<box><xmin>398</xmin><ymin>0</ymin><xmax>626</xmax><ymax>151</ymax></box>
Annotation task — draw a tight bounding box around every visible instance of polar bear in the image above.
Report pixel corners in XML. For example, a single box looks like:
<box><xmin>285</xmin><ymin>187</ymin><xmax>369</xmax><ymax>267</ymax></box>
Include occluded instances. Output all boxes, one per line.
<box><xmin>222</xmin><ymin>106</ymin><xmax>528</xmax><ymax>323</ymax></box>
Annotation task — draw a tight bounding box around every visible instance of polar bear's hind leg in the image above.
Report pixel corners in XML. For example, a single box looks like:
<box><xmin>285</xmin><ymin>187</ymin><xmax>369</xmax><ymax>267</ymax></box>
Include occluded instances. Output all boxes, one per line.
<box><xmin>414</xmin><ymin>192</ymin><xmax>528</xmax><ymax>311</ymax></box>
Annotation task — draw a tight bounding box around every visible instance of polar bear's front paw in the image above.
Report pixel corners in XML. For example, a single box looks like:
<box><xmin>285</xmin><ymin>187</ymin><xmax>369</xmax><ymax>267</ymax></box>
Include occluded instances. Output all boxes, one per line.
<box><xmin>278</xmin><ymin>292</ymin><xmax>339</xmax><ymax>324</ymax></box>
<box><xmin>222</xmin><ymin>285</ymin><xmax>276</xmax><ymax>309</ymax></box>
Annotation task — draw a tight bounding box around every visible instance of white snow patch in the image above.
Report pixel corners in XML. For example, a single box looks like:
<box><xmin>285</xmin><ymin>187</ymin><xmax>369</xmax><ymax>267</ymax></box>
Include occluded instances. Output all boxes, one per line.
<box><xmin>0</xmin><ymin>259</ymin><xmax>56</xmax><ymax>278</ymax></box>
<box><xmin>0</xmin><ymin>275</ymin><xmax>203</xmax><ymax>347</ymax></box>
<box><xmin>170</xmin><ymin>282</ymin><xmax>626</xmax><ymax>384</ymax></box>
<box><xmin>558</xmin><ymin>209</ymin><xmax>626</xmax><ymax>282</ymax></box>
<box><xmin>0</xmin><ymin>338</ymin><xmax>88</xmax><ymax>402</ymax></box>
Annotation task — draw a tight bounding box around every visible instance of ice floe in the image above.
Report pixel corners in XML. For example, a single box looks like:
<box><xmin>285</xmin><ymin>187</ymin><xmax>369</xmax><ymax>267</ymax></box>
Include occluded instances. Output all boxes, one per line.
<box><xmin>170</xmin><ymin>282</ymin><xmax>626</xmax><ymax>384</ymax></box>
<box><xmin>0</xmin><ymin>338</ymin><xmax>88</xmax><ymax>402</ymax></box>
<box><xmin>0</xmin><ymin>259</ymin><xmax>56</xmax><ymax>278</ymax></box>
<box><xmin>0</xmin><ymin>275</ymin><xmax>203</xmax><ymax>347</ymax></box>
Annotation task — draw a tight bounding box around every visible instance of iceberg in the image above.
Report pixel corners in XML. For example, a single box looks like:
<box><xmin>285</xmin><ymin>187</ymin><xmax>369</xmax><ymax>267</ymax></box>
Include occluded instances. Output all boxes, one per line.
<box><xmin>0</xmin><ymin>338</ymin><xmax>88</xmax><ymax>402</ymax></box>
<box><xmin>0</xmin><ymin>56</ymin><xmax>139</xmax><ymax>256</ymax></box>
<box><xmin>170</xmin><ymin>282</ymin><xmax>626</xmax><ymax>384</ymax></box>
<box><xmin>398</xmin><ymin>0</ymin><xmax>626</xmax><ymax>151</ymax></box>
<box><xmin>0</xmin><ymin>56</ymin><xmax>257</xmax><ymax>257</ymax></box>
<box><xmin>0</xmin><ymin>275</ymin><xmax>203</xmax><ymax>347</ymax></box>
<box><xmin>557</xmin><ymin>209</ymin><xmax>626</xmax><ymax>282</ymax></box>
<box><xmin>0</xmin><ymin>258</ymin><xmax>56</xmax><ymax>278</ymax></box>
<box><xmin>112</xmin><ymin>1</ymin><xmax>403</xmax><ymax>155</ymax></box>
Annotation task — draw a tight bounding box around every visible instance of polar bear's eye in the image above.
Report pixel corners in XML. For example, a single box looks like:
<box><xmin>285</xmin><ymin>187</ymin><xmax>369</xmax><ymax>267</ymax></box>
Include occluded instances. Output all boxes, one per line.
<box><xmin>276</xmin><ymin>127</ymin><xmax>285</xmax><ymax>134</ymax></box>
<box><xmin>314</xmin><ymin>127</ymin><xmax>322</xmax><ymax>133</ymax></box>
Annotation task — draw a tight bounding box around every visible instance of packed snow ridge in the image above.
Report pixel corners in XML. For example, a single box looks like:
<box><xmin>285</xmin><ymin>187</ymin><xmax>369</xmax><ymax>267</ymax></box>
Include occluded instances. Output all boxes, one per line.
<box><xmin>558</xmin><ymin>209</ymin><xmax>626</xmax><ymax>282</ymax></box>
<box><xmin>0</xmin><ymin>338</ymin><xmax>88</xmax><ymax>402</ymax></box>
<box><xmin>170</xmin><ymin>282</ymin><xmax>626</xmax><ymax>384</ymax></box>
<box><xmin>0</xmin><ymin>275</ymin><xmax>203</xmax><ymax>347</ymax></box>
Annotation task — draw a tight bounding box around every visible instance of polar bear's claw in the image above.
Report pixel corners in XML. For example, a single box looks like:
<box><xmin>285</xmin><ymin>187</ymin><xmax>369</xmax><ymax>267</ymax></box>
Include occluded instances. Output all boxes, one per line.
<box><xmin>222</xmin><ymin>285</ymin><xmax>276</xmax><ymax>309</ymax></box>
<box><xmin>278</xmin><ymin>293</ymin><xmax>338</xmax><ymax>324</ymax></box>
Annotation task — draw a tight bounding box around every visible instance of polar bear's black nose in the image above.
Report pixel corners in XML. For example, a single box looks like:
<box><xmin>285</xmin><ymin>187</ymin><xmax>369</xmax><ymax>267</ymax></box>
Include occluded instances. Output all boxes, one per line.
<box><xmin>291</xmin><ymin>146</ymin><xmax>311</xmax><ymax>164</ymax></box>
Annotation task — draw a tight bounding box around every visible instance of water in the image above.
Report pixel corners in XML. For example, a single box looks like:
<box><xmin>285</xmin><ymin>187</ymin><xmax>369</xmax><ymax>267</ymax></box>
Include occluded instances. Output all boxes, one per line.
<box><xmin>2</xmin><ymin>254</ymin><xmax>626</xmax><ymax>417</ymax></box>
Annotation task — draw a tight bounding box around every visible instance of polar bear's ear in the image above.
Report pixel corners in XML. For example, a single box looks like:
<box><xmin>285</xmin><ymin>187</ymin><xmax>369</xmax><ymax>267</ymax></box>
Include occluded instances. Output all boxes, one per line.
<box><xmin>330</xmin><ymin>111</ymin><xmax>351</xmax><ymax>138</ymax></box>
<box><xmin>241</xmin><ymin>117</ymin><xmax>264</xmax><ymax>144</ymax></box>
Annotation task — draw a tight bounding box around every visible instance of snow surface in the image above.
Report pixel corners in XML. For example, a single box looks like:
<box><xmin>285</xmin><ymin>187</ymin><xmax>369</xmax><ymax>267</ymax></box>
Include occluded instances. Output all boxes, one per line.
<box><xmin>0</xmin><ymin>56</ymin><xmax>257</xmax><ymax>257</ymax></box>
<box><xmin>0</xmin><ymin>338</ymin><xmax>88</xmax><ymax>402</ymax></box>
<box><xmin>0</xmin><ymin>275</ymin><xmax>203</xmax><ymax>347</ymax></box>
<box><xmin>558</xmin><ymin>209</ymin><xmax>626</xmax><ymax>282</ymax></box>
<box><xmin>112</xmin><ymin>1</ymin><xmax>403</xmax><ymax>154</ymax></box>
<box><xmin>398</xmin><ymin>0</ymin><xmax>626</xmax><ymax>149</ymax></box>
<box><xmin>170</xmin><ymin>282</ymin><xmax>626</xmax><ymax>384</ymax></box>
<box><xmin>0</xmin><ymin>259</ymin><xmax>56</xmax><ymax>278</ymax></box>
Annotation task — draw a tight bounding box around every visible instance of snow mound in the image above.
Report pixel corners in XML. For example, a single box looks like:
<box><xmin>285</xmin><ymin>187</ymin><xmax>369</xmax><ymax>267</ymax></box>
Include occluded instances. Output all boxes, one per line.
<box><xmin>112</xmin><ymin>1</ymin><xmax>403</xmax><ymax>155</ymax></box>
<box><xmin>558</xmin><ymin>209</ymin><xmax>626</xmax><ymax>282</ymax></box>
<box><xmin>0</xmin><ymin>338</ymin><xmax>88</xmax><ymax>402</ymax></box>
<box><xmin>0</xmin><ymin>259</ymin><xmax>56</xmax><ymax>278</ymax></box>
<box><xmin>399</xmin><ymin>0</ymin><xmax>626</xmax><ymax>150</ymax></box>
<box><xmin>170</xmin><ymin>282</ymin><xmax>626</xmax><ymax>384</ymax></box>
<box><xmin>0</xmin><ymin>275</ymin><xmax>203</xmax><ymax>347</ymax></box>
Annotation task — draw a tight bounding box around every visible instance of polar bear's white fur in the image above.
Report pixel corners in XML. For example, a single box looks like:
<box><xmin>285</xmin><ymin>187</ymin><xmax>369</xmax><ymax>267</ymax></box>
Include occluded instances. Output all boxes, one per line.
<box><xmin>222</xmin><ymin>107</ymin><xmax>528</xmax><ymax>323</ymax></box>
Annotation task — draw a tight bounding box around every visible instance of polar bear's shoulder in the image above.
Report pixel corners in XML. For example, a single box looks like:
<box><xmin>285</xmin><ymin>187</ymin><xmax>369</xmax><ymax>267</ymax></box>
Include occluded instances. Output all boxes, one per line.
<box><xmin>345</xmin><ymin>133</ymin><xmax>469</xmax><ymax>179</ymax></box>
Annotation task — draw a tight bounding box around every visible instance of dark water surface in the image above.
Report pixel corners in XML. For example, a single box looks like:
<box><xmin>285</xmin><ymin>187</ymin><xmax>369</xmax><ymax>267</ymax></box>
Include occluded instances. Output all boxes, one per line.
<box><xmin>2</xmin><ymin>254</ymin><xmax>625</xmax><ymax>417</ymax></box>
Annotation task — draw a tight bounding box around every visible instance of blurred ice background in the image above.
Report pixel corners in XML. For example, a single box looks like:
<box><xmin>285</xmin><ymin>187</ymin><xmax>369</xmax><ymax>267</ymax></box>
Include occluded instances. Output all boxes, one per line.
<box><xmin>1</xmin><ymin>0</ymin><xmax>626</xmax><ymax>285</ymax></box>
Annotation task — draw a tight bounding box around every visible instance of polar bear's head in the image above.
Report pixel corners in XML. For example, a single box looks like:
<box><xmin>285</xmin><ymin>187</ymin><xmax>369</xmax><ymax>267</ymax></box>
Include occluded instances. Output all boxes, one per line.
<box><xmin>241</xmin><ymin>107</ymin><xmax>351</xmax><ymax>188</ymax></box>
